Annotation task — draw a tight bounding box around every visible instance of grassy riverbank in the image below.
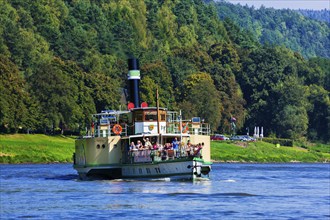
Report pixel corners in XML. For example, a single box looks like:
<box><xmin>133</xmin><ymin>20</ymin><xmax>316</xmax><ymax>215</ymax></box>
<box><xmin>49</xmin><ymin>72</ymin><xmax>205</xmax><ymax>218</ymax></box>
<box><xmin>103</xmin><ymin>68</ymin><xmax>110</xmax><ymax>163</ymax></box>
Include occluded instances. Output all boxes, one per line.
<box><xmin>0</xmin><ymin>134</ymin><xmax>75</xmax><ymax>163</ymax></box>
<box><xmin>211</xmin><ymin>140</ymin><xmax>330</xmax><ymax>163</ymax></box>
<box><xmin>0</xmin><ymin>134</ymin><xmax>329</xmax><ymax>164</ymax></box>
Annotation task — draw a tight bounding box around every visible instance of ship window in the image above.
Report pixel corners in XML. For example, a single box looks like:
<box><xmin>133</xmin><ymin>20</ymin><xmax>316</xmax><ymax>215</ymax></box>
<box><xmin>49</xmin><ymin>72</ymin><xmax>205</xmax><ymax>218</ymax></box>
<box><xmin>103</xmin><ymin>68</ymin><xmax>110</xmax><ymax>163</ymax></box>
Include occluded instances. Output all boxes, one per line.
<box><xmin>139</xmin><ymin>168</ymin><xmax>142</xmax><ymax>174</ymax></box>
<box><xmin>145</xmin><ymin>112</ymin><xmax>157</xmax><ymax>121</ymax></box>
<box><xmin>102</xmin><ymin>144</ymin><xmax>105</xmax><ymax>149</ymax></box>
<box><xmin>135</xmin><ymin>112</ymin><xmax>143</xmax><ymax>122</ymax></box>
<box><xmin>146</xmin><ymin>168</ymin><xmax>151</xmax><ymax>174</ymax></box>
<box><xmin>96</xmin><ymin>144</ymin><xmax>100</xmax><ymax>149</ymax></box>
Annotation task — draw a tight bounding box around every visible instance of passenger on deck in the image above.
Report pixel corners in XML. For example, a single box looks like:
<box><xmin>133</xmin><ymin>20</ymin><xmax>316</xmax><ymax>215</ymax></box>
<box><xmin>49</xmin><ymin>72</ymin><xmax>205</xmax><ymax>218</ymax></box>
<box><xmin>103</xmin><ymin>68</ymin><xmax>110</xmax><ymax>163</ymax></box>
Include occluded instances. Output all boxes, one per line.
<box><xmin>152</xmin><ymin>142</ymin><xmax>159</xmax><ymax>150</ymax></box>
<box><xmin>200</xmin><ymin>142</ymin><xmax>204</xmax><ymax>158</ymax></box>
<box><xmin>172</xmin><ymin>138</ymin><xmax>179</xmax><ymax>151</ymax></box>
<box><xmin>164</xmin><ymin>143</ymin><xmax>172</xmax><ymax>150</ymax></box>
<box><xmin>136</xmin><ymin>140</ymin><xmax>144</xmax><ymax>150</ymax></box>
<box><xmin>186</xmin><ymin>140</ymin><xmax>192</xmax><ymax>156</ymax></box>
<box><xmin>129</xmin><ymin>142</ymin><xmax>137</xmax><ymax>151</ymax></box>
<box><xmin>193</xmin><ymin>143</ymin><xmax>202</xmax><ymax>157</ymax></box>
<box><xmin>172</xmin><ymin>137</ymin><xmax>180</xmax><ymax>157</ymax></box>
<box><xmin>143</xmin><ymin>136</ymin><xmax>152</xmax><ymax>150</ymax></box>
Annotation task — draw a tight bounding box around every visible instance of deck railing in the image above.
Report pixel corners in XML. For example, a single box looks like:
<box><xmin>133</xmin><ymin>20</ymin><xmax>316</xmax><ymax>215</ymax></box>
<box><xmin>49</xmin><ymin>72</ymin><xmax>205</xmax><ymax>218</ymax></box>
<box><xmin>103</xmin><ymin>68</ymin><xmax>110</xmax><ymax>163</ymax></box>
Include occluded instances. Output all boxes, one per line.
<box><xmin>166</xmin><ymin>122</ymin><xmax>210</xmax><ymax>135</ymax></box>
<box><xmin>124</xmin><ymin>147</ymin><xmax>203</xmax><ymax>164</ymax></box>
<box><xmin>91</xmin><ymin>121</ymin><xmax>210</xmax><ymax>138</ymax></box>
<box><xmin>94</xmin><ymin>123</ymin><xmax>128</xmax><ymax>137</ymax></box>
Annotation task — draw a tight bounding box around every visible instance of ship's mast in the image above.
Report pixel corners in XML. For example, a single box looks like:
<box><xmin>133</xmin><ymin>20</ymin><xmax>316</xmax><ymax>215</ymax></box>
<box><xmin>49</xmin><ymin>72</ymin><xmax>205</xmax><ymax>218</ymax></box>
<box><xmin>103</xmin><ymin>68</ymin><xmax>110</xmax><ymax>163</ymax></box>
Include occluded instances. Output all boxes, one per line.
<box><xmin>179</xmin><ymin>110</ymin><xmax>182</xmax><ymax>141</ymax></box>
<box><xmin>156</xmin><ymin>88</ymin><xmax>160</xmax><ymax>134</ymax></box>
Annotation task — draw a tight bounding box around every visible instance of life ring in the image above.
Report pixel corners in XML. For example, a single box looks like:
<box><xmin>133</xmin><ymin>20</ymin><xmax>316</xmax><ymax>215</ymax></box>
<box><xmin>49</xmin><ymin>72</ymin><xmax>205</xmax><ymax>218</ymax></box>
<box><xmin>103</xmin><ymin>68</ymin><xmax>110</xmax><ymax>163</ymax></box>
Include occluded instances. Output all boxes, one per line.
<box><xmin>112</xmin><ymin>124</ymin><xmax>122</xmax><ymax>135</ymax></box>
<box><xmin>183</xmin><ymin>123</ymin><xmax>189</xmax><ymax>133</ymax></box>
<box><xmin>178</xmin><ymin>123</ymin><xmax>185</xmax><ymax>132</ymax></box>
<box><xmin>178</xmin><ymin>123</ymin><xmax>189</xmax><ymax>133</ymax></box>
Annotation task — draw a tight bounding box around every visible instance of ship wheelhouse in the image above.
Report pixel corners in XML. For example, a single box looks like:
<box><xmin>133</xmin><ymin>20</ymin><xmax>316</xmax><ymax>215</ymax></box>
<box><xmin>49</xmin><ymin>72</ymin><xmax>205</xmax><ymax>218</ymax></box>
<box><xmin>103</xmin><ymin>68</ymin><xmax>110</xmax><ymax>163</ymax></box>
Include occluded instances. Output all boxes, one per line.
<box><xmin>131</xmin><ymin>107</ymin><xmax>167</xmax><ymax>135</ymax></box>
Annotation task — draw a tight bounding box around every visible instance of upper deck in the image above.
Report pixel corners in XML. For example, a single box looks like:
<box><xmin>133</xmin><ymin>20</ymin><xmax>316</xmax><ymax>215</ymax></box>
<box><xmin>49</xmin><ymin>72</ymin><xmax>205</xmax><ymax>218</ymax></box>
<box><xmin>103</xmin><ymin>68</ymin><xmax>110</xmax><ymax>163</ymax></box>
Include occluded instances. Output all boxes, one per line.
<box><xmin>88</xmin><ymin>107</ymin><xmax>210</xmax><ymax>138</ymax></box>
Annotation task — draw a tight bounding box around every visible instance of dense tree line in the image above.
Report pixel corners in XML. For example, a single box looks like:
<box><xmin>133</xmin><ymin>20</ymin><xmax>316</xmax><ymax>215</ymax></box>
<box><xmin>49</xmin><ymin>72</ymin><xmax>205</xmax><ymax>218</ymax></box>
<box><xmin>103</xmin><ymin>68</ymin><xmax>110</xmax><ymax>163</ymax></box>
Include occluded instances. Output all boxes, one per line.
<box><xmin>297</xmin><ymin>9</ymin><xmax>330</xmax><ymax>24</ymax></box>
<box><xmin>0</xmin><ymin>0</ymin><xmax>329</xmax><ymax>142</ymax></box>
<box><xmin>212</xmin><ymin>1</ymin><xmax>330</xmax><ymax>58</ymax></box>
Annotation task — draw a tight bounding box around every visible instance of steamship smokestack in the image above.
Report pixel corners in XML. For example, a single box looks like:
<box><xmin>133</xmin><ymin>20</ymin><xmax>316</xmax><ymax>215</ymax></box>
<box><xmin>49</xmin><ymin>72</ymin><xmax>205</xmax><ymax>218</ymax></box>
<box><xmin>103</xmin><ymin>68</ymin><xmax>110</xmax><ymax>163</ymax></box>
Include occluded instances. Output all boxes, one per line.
<box><xmin>128</xmin><ymin>58</ymin><xmax>140</xmax><ymax>108</ymax></box>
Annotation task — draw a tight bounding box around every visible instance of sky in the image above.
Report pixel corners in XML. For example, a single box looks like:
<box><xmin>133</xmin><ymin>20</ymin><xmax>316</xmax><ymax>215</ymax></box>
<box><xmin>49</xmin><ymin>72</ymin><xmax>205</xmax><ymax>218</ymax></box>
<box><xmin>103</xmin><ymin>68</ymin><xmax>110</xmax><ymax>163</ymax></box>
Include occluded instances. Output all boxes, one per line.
<box><xmin>224</xmin><ymin>0</ymin><xmax>330</xmax><ymax>10</ymax></box>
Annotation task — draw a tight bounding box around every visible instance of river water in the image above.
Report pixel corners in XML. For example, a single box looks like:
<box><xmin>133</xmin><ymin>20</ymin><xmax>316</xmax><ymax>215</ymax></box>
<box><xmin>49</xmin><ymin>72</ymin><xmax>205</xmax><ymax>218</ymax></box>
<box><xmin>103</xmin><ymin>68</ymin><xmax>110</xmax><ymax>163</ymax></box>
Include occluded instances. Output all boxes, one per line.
<box><xmin>0</xmin><ymin>163</ymin><xmax>329</xmax><ymax>219</ymax></box>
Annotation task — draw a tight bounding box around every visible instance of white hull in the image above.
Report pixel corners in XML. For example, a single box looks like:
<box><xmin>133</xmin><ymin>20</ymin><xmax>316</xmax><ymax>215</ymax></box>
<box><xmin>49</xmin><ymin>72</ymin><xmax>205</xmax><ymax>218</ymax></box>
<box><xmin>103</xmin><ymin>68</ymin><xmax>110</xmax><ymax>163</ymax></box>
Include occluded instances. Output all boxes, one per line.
<box><xmin>74</xmin><ymin>158</ymin><xmax>211</xmax><ymax>181</ymax></box>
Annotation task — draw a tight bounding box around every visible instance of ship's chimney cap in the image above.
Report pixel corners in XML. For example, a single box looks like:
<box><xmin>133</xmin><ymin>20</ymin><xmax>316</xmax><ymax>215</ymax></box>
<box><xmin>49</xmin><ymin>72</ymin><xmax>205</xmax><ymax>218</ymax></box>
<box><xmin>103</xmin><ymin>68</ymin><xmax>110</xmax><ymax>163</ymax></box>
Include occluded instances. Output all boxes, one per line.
<box><xmin>128</xmin><ymin>58</ymin><xmax>139</xmax><ymax>70</ymax></box>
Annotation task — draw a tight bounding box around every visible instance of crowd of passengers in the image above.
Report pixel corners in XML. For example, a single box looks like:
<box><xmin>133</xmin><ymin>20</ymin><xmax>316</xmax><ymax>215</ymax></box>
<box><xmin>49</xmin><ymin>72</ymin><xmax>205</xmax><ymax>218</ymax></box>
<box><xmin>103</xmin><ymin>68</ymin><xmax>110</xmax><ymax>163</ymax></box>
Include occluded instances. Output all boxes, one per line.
<box><xmin>129</xmin><ymin>137</ymin><xmax>203</xmax><ymax>157</ymax></box>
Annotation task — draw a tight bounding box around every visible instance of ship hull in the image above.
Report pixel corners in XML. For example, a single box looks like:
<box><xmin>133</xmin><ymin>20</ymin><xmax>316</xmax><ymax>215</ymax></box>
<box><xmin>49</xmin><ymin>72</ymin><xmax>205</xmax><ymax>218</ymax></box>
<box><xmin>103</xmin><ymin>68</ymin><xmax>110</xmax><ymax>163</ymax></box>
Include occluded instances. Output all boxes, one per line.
<box><xmin>74</xmin><ymin>158</ymin><xmax>211</xmax><ymax>181</ymax></box>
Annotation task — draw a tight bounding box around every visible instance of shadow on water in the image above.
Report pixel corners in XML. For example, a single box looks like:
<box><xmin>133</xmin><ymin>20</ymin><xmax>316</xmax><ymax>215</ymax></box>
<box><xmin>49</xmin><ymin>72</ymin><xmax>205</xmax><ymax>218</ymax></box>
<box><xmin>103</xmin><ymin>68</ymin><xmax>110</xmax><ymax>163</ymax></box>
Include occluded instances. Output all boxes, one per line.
<box><xmin>76</xmin><ymin>177</ymin><xmax>211</xmax><ymax>182</ymax></box>
<box><xmin>167</xmin><ymin>192</ymin><xmax>258</xmax><ymax>197</ymax></box>
<box><xmin>44</xmin><ymin>174</ymin><xmax>78</xmax><ymax>181</ymax></box>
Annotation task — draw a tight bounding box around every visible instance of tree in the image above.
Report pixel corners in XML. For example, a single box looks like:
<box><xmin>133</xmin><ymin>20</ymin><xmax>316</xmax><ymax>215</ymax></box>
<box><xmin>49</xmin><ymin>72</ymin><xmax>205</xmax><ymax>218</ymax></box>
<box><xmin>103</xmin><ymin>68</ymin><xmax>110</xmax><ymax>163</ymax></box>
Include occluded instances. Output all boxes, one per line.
<box><xmin>85</xmin><ymin>71</ymin><xmax>121</xmax><ymax>113</ymax></box>
<box><xmin>272</xmin><ymin>75</ymin><xmax>309</xmax><ymax>139</ymax></box>
<box><xmin>140</xmin><ymin>61</ymin><xmax>175</xmax><ymax>109</ymax></box>
<box><xmin>208</xmin><ymin>42</ymin><xmax>245</xmax><ymax>133</ymax></box>
<box><xmin>306</xmin><ymin>84</ymin><xmax>330</xmax><ymax>142</ymax></box>
<box><xmin>28</xmin><ymin>58</ymin><xmax>95</xmax><ymax>133</ymax></box>
<box><xmin>213</xmin><ymin>1</ymin><xmax>330</xmax><ymax>58</ymax></box>
<box><xmin>238</xmin><ymin>46</ymin><xmax>289</xmax><ymax>136</ymax></box>
<box><xmin>308</xmin><ymin>57</ymin><xmax>330</xmax><ymax>90</ymax></box>
<box><xmin>274</xmin><ymin>105</ymin><xmax>308</xmax><ymax>139</ymax></box>
<box><xmin>165</xmin><ymin>55</ymin><xmax>198</xmax><ymax>100</ymax></box>
<box><xmin>139</xmin><ymin>76</ymin><xmax>158</xmax><ymax>107</ymax></box>
<box><xmin>179</xmin><ymin>72</ymin><xmax>222</xmax><ymax>131</ymax></box>
<box><xmin>0</xmin><ymin>55</ymin><xmax>35</xmax><ymax>133</ymax></box>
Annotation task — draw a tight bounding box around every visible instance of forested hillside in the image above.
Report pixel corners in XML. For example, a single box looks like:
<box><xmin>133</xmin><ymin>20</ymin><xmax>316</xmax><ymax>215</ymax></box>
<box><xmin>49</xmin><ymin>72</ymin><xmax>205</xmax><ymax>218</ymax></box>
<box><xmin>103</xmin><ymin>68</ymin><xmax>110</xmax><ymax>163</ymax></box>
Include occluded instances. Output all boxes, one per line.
<box><xmin>0</xmin><ymin>0</ymin><xmax>329</xmax><ymax>143</ymax></box>
<box><xmin>297</xmin><ymin>9</ymin><xmax>330</xmax><ymax>24</ymax></box>
<box><xmin>213</xmin><ymin>1</ymin><xmax>330</xmax><ymax>58</ymax></box>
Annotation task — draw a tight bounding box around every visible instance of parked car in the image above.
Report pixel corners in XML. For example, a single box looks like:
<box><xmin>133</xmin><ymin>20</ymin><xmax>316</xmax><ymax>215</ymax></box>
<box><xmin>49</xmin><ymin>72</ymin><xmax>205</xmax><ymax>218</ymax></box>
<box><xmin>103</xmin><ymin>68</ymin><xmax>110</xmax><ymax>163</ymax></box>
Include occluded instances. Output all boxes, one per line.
<box><xmin>230</xmin><ymin>135</ymin><xmax>247</xmax><ymax>141</ymax></box>
<box><xmin>211</xmin><ymin>134</ymin><xmax>229</xmax><ymax>141</ymax></box>
<box><xmin>230</xmin><ymin>135</ymin><xmax>256</xmax><ymax>142</ymax></box>
<box><xmin>242</xmin><ymin>135</ymin><xmax>256</xmax><ymax>142</ymax></box>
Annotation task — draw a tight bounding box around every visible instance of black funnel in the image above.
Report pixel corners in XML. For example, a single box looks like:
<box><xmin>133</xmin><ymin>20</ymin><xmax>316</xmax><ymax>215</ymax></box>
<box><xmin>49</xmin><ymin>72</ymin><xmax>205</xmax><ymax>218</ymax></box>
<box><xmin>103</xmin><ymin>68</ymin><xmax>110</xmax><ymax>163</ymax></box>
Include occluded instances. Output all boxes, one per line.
<box><xmin>128</xmin><ymin>58</ymin><xmax>140</xmax><ymax>108</ymax></box>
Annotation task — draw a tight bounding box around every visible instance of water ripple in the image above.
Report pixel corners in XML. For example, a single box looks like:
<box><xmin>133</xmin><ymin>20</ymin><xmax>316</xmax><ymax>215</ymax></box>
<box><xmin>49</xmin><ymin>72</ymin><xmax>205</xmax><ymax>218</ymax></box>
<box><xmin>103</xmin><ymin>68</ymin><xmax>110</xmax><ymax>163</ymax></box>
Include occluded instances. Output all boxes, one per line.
<box><xmin>166</xmin><ymin>192</ymin><xmax>258</xmax><ymax>197</ymax></box>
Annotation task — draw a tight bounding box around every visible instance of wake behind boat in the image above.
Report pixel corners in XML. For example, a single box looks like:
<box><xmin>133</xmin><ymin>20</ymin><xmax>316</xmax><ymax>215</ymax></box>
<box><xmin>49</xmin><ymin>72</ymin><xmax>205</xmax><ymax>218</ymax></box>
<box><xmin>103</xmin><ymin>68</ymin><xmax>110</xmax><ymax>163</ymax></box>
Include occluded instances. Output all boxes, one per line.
<box><xmin>73</xmin><ymin>58</ymin><xmax>212</xmax><ymax>181</ymax></box>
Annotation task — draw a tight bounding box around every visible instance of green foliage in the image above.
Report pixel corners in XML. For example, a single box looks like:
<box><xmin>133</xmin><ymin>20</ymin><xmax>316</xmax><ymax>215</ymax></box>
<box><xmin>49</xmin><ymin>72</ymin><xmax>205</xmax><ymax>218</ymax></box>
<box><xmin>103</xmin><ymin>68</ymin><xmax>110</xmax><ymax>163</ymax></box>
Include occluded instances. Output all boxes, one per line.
<box><xmin>180</xmin><ymin>72</ymin><xmax>222</xmax><ymax>131</ymax></box>
<box><xmin>237</xmin><ymin>46</ymin><xmax>318</xmax><ymax>139</ymax></box>
<box><xmin>272</xmin><ymin>75</ymin><xmax>309</xmax><ymax>139</ymax></box>
<box><xmin>308</xmin><ymin>57</ymin><xmax>330</xmax><ymax>90</ymax></box>
<box><xmin>0</xmin><ymin>0</ymin><xmax>328</xmax><ymax>143</ymax></box>
<box><xmin>262</xmin><ymin>138</ymin><xmax>294</xmax><ymax>147</ymax></box>
<box><xmin>214</xmin><ymin>2</ymin><xmax>330</xmax><ymax>58</ymax></box>
<box><xmin>297</xmin><ymin>9</ymin><xmax>330</xmax><ymax>23</ymax></box>
<box><xmin>140</xmin><ymin>61</ymin><xmax>175</xmax><ymax>108</ymax></box>
<box><xmin>0</xmin><ymin>55</ymin><xmax>39</xmax><ymax>133</ymax></box>
<box><xmin>306</xmin><ymin>84</ymin><xmax>330</xmax><ymax>142</ymax></box>
<box><xmin>28</xmin><ymin>58</ymin><xmax>96</xmax><ymax>133</ymax></box>
<box><xmin>84</xmin><ymin>71</ymin><xmax>121</xmax><ymax>113</ymax></box>
<box><xmin>208</xmin><ymin>42</ymin><xmax>245</xmax><ymax>132</ymax></box>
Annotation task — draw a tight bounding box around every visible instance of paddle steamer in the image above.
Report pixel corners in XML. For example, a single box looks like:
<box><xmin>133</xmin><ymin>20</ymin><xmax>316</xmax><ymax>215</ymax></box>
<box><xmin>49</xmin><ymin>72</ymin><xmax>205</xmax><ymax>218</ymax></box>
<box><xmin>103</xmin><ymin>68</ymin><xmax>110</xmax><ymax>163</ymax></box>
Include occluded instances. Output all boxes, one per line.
<box><xmin>73</xmin><ymin>59</ymin><xmax>212</xmax><ymax>180</ymax></box>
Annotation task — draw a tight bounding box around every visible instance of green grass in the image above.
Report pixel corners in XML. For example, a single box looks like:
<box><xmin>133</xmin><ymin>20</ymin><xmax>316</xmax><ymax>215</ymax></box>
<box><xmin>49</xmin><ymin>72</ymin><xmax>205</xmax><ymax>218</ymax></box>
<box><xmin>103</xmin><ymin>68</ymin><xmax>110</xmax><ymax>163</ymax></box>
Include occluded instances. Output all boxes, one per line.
<box><xmin>211</xmin><ymin>141</ymin><xmax>330</xmax><ymax>163</ymax></box>
<box><xmin>1</xmin><ymin>134</ymin><xmax>329</xmax><ymax>164</ymax></box>
<box><xmin>296</xmin><ymin>142</ymin><xmax>330</xmax><ymax>154</ymax></box>
<box><xmin>0</xmin><ymin>134</ymin><xmax>75</xmax><ymax>164</ymax></box>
